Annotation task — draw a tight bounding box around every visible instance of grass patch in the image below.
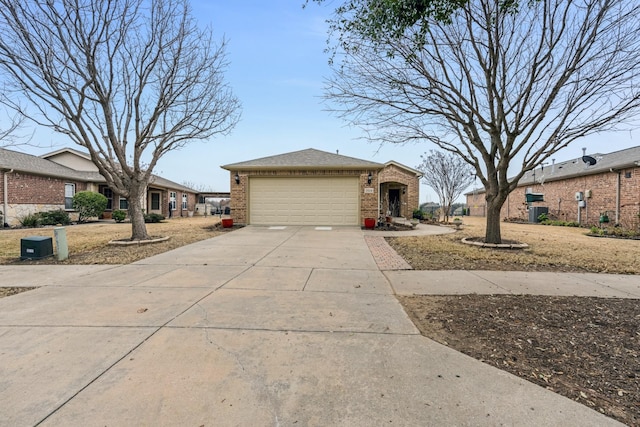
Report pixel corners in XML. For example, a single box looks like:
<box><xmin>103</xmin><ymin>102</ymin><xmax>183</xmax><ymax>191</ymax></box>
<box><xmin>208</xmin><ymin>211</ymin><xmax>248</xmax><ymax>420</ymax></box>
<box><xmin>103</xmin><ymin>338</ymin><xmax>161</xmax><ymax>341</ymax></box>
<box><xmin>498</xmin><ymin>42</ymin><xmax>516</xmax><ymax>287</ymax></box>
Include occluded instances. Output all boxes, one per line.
<box><xmin>0</xmin><ymin>216</ymin><xmax>224</xmax><ymax>265</ymax></box>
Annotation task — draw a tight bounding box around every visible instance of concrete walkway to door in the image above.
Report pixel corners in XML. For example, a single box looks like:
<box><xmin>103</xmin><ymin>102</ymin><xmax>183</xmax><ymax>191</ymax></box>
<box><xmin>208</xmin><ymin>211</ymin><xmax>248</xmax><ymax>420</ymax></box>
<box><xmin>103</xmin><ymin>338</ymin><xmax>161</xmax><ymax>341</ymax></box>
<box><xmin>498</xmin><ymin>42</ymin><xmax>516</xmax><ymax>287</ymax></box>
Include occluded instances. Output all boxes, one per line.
<box><xmin>0</xmin><ymin>225</ymin><xmax>624</xmax><ymax>426</ymax></box>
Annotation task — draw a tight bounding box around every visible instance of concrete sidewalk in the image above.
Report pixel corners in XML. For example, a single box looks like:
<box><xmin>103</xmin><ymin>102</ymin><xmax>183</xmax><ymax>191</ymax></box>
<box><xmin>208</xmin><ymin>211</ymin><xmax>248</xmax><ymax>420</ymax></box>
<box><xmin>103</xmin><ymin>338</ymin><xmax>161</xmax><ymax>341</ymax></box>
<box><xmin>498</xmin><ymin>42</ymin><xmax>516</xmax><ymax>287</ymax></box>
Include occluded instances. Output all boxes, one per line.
<box><xmin>0</xmin><ymin>225</ymin><xmax>626</xmax><ymax>426</ymax></box>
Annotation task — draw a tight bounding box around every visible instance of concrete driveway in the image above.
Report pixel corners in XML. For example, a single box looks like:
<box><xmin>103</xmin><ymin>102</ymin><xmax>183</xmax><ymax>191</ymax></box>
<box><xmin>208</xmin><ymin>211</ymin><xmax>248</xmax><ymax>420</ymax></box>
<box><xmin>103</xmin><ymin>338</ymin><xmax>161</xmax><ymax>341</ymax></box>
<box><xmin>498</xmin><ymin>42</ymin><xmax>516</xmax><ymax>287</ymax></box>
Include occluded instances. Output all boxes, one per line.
<box><xmin>0</xmin><ymin>225</ymin><xmax>623</xmax><ymax>426</ymax></box>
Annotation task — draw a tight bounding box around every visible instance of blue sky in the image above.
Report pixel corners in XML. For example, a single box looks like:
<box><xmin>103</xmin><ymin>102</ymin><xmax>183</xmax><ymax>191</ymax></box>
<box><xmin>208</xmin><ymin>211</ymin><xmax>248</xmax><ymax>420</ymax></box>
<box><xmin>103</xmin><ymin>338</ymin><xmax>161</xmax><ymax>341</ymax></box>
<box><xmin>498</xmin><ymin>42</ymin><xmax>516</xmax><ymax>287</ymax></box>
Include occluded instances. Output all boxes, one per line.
<box><xmin>7</xmin><ymin>1</ymin><xmax>640</xmax><ymax>202</ymax></box>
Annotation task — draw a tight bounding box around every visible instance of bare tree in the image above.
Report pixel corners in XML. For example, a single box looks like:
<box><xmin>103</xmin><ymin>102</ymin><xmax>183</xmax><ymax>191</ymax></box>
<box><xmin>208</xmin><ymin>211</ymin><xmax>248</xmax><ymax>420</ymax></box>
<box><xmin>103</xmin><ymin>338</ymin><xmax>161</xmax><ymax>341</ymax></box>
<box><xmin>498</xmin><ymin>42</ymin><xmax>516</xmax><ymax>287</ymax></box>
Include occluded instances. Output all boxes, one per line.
<box><xmin>417</xmin><ymin>150</ymin><xmax>474</xmax><ymax>223</ymax></box>
<box><xmin>0</xmin><ymin>0</ymin><xmax>240</xmax><ymax>240</ymax></box>
<box><xmin>321</xmin><ymin>0</ymin><xmax>640</xmax><ymax>243</ymax></box>
<box><xmin>0</xmin><ymin>108</ymin><xmax>30</xmax><ymax>147</ymax></box>
<box><xmin>181</xmin><ymin>181</ymin><xmax>214</xmax><ymax>193</ymax></box>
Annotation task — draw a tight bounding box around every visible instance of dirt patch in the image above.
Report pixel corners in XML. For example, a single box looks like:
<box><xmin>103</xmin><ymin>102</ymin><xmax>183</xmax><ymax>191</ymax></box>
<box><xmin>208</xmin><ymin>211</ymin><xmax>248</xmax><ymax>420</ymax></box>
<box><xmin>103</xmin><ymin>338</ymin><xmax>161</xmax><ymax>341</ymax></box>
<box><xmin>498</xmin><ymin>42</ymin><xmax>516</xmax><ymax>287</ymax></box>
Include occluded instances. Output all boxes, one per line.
<box><xmin>0</xmin><ymin>287</ymin><xmax>36</xmax><ymax>298</ymax></box>
<box><xmin>399</xmin><ymin>294</ymin><xmax>640</xmax><ymax>426</ymax></box>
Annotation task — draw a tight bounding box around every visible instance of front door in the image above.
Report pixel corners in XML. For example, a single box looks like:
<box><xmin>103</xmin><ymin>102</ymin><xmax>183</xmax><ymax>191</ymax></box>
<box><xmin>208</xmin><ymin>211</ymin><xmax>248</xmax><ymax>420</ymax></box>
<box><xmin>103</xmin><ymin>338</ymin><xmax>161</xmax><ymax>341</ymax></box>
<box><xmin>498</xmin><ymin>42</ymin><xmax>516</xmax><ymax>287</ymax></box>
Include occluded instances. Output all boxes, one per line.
<box><xmin>389</xmin><ymin>189</ymin><xmax>400</xmax><ymax>217</ymax></box>
<box><xmin>150</xmin><ymin>192</ymin><xmax>162</xmax><ymax>214</ymax></box>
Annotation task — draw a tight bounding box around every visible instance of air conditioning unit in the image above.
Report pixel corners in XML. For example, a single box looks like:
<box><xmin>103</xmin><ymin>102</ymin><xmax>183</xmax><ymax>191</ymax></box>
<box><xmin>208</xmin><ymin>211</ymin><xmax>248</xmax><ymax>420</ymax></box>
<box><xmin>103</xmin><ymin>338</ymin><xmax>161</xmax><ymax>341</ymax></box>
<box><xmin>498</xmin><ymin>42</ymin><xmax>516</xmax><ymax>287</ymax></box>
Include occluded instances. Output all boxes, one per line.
<box><xmin>529</xmin><ymin>206</ymin><xmax>549</xmax><ymax>223</ymax></box>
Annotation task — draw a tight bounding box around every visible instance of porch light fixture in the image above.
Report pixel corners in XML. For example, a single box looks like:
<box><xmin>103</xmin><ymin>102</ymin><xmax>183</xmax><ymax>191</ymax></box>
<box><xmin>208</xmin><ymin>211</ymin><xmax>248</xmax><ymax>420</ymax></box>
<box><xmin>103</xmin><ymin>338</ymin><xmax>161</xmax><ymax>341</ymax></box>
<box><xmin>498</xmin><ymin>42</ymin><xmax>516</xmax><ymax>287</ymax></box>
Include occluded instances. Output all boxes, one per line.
<box><xmin>234</xmin><ymin>172</ymin><xmax>240</xmax><ymax>185</ymax></box>
<box><xmin>367</xmin><ymin>172</ymin><xmax>372</xmax><ymax>185</ymax></box>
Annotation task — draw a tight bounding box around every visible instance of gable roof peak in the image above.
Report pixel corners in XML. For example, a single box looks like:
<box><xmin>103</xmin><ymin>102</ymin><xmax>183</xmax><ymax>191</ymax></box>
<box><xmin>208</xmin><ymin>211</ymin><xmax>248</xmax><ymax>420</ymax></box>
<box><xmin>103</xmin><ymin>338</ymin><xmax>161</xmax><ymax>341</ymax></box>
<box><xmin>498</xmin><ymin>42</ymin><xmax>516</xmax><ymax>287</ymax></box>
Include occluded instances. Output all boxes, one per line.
<box><xmin>221</xmin><ymin>147</ymin><xmax>384</xmax><ymax>170</ymax></box>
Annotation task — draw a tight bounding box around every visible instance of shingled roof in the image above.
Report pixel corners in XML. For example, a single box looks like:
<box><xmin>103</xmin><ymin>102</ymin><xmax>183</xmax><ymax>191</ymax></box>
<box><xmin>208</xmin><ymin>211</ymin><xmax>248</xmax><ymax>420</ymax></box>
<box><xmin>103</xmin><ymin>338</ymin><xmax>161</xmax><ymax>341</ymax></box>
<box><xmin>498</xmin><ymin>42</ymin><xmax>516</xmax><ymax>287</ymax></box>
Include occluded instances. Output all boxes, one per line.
<box><xmin>518</xmin><ymin>145</ymin><xmax>640</xmax><ymax>186</ymax></box>
<box><xmin>0</xmin><ymin>147</ymin><xmax>103</xmax><ymax>181</ymax></box>
<box><xmin>149</xmin><ymin>175</ymin><xmax>198</xmax><ymax>193</ymax></box>
<box><xmin>1</xmin><ymin>147</ymin><xmax>198</xmax><ymax>192</ymax></box>
<box><xmin>221</xmin><ymin>148</ymin><xmax>384</xmax><ymax>170</ymax></box>
<box><xmin>466</xmin><ymin>145</ymin><xmax>640</xmax><ymax>194</ymax></box>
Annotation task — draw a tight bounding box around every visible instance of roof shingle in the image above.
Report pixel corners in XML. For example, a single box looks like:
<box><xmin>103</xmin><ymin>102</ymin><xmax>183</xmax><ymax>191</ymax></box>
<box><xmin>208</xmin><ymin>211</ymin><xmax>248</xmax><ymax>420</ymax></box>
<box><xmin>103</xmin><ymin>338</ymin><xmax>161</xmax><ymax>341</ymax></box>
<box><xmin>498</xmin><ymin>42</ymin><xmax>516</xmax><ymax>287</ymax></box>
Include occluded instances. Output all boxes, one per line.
<box><xmin>0</xmin><ymin>147</ymin><xmax>103</xmax><ymax>181</ymax></box>
<box><xmin>221</xmin><ymin>148</ymin><xmax>384</xmax><ymax>170</ymax></box>
<box><xmin>518</xmin><ymin>145</ymin><xmax>640</xmax><ymax>185</ymax></box>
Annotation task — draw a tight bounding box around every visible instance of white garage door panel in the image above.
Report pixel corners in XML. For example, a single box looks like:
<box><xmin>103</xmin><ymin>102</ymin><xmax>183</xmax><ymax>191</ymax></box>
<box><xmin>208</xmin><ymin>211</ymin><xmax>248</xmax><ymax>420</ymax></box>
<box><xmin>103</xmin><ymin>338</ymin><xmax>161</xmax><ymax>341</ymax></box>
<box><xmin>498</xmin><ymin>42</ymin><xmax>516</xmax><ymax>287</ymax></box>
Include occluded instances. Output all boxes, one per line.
<box><xmin>250</xmin><ymin>177</ymin><xmax>359</xmax><ymax>225</ymax></box>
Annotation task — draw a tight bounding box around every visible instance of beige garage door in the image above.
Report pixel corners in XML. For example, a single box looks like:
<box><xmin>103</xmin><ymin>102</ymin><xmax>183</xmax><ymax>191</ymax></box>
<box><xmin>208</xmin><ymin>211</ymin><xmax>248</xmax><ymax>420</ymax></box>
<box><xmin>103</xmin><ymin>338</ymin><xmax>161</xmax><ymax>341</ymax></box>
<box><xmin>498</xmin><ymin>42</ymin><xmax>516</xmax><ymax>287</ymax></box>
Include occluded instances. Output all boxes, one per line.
<box><xmin>249</xmin><ymin>177</ymin><xmax>359</xmax><ymax>225</ymax></box>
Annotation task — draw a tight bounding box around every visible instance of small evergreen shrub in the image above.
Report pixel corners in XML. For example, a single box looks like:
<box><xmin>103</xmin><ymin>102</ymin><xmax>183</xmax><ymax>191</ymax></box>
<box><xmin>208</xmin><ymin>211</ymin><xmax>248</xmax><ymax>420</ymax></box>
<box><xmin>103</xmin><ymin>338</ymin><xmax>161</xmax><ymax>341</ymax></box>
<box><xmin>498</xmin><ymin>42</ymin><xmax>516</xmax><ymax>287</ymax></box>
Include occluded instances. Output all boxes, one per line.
<box><xmin>39</xmin><ymin>209</ymin><xmax>71</xmax><ymax>226</ymax></box>
<box><xmin>144</xmin><ymin>213</ymin><xmax>165</xmax><ymax>223</ymax></box>
<box><xmin>72</xmin><ymin>191</ymin><xmax>108</xmax><ymax>222</ymax></box>
<box><xmin>112</xmin><ymin>210</ymin><xmax>127</xmax><ymax>223</ymax></box>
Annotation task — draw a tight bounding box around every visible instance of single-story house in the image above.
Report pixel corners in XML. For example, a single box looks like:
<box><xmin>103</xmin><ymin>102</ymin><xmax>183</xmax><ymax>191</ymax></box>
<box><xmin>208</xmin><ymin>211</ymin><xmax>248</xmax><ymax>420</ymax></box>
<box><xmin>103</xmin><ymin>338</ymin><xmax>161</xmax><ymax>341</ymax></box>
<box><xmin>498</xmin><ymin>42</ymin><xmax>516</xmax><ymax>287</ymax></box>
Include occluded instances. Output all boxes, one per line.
<box><xmin>1</xmin><ymin>147</ymin><xmax>198</xmax><ymax>226</ymax></box>
<box><xmin>466</xmin><ymin>145</ymin><xmax>640</xmax><ymax>228</ymax></box>
<box><xmin>221</xmin><ymin>148</ymin><xmax>422</xmax><ymax>226</ymax></box>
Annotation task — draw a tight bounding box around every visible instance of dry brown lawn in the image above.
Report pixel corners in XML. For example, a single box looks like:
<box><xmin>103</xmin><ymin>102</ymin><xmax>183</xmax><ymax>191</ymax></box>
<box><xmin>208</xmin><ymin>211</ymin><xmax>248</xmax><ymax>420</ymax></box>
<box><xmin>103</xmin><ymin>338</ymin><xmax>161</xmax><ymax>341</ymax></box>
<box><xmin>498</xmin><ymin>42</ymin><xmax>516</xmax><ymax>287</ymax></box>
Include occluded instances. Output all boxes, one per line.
<box><xmin>388</xmin><ymin>216</ymin><xmax>640</xmax><ymax>274</ymax></box>
<box><xmin>0</xmin><ymin>216</ymin><xmax>226</xmax><ymax>265</ymax></box>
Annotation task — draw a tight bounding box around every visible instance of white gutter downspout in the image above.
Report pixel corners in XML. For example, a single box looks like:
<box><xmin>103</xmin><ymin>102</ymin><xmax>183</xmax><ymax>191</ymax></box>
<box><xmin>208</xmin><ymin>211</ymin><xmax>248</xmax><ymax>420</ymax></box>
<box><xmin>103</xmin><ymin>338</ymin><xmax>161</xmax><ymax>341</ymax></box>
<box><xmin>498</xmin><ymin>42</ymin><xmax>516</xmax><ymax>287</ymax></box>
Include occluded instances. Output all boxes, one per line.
<box><xmin>611</xmin><ymin>168</ymin><xmax>621</xmax><ymax>224</ymax></box>
<box><xmin>3</xmin><ymin>169</ymin><xmax>14</xmax><ymax>227</ymax></box>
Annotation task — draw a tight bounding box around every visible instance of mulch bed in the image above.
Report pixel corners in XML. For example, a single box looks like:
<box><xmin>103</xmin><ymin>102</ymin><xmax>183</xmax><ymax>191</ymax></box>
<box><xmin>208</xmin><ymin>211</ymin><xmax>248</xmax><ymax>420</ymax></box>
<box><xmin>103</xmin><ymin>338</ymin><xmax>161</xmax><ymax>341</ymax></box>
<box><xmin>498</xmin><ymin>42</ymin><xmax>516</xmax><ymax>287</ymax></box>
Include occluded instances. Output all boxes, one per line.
<box><xmin>399</xmin><ymin>294</ymin><xmax>640</xmax><ymax>426</ymax></box>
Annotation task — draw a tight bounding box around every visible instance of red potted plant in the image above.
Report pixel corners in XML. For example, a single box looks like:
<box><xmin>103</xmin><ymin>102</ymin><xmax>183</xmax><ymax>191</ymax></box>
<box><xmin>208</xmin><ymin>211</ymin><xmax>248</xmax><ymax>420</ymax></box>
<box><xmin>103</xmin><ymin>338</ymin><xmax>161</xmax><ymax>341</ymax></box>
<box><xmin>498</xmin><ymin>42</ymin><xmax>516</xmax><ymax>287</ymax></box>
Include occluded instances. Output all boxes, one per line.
<box><xmin>364</xmin><ymin>218</ymin><xmax>376</xmax><ymax>229</ymax></box>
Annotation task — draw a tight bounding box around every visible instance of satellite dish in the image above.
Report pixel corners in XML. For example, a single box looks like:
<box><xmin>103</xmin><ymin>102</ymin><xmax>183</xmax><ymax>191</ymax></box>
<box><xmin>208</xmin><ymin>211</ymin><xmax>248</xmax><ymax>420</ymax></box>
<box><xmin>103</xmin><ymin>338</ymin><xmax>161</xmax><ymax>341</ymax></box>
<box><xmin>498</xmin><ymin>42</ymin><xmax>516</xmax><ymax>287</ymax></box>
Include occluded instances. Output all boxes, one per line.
<box><xmin>581</xmin><ymin>147</ymin><xmax>596</xmax><ymax>166</ymax></box>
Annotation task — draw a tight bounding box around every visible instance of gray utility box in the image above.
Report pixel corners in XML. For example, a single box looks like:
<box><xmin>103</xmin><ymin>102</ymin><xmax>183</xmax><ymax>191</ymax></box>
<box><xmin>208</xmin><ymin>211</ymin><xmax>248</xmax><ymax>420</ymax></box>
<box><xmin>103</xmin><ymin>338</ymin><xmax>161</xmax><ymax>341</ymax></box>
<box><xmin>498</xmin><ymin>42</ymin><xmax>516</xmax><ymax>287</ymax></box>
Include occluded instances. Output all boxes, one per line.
<box><xmin>20</xmin><ymin>236</ymin><xmax>54</xmax><ymax>260</ymax></box>
<box><xmin>529</xmin><ymin>206</ymin><xmax>549</xmax><ymax>223</ymax></box>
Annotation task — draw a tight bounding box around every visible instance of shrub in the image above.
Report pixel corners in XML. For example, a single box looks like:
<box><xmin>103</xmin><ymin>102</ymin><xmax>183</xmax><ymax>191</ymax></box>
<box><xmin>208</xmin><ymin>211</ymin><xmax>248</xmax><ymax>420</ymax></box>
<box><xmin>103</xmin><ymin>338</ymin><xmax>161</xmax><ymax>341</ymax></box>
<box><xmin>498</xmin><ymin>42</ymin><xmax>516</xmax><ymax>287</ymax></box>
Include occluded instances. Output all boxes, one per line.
<box><xmin>144</xmin><ymin>213</ymin><xmax>165</xmax><ymax>223</ymax></box>
<box><xmin>19</xmin><ymin>213</ymin><xmax>41</xmax><ymax>228</ymax></box>
<box><xmin>112</xmin><ymin>210</ymin><xmax>127</xmax><ymax>223</ymax></box>
<box><xmin>39</xmin><ymin>209</ymin><xmax>71</xmax><ymax>226</ymax></box>
<box><xmin>537</xmin><ymin>212</ymin><xmax>549</xmax><ymax>222</ymax></box>
<box><xmin>72</xmin><ymin>191</ymin><xmax>108</xmax><ymax>223</ymax></box>
<box><xmin>412</xmin><ymin>209</ymin><xmax>424</xmax><ymax>220</ymax></box>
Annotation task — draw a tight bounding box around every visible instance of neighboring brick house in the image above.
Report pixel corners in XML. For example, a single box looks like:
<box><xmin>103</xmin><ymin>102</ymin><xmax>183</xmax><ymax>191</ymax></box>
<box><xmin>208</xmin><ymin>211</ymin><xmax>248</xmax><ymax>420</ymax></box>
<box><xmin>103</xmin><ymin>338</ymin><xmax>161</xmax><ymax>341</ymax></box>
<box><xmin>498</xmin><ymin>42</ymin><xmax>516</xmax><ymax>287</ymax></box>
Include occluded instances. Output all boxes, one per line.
<box><xmin>1</xmin><ymin>147</ymin><xmax>198</xmax><ymax>226</ymax></box>
<box><xmin>466</xmin><ymin>146</ymin><xmax>640</xmax><ymax>228</ymax></box>
<box><xmin>221</xmin><ymin>148</ymin><xmax>421</xmax><ymax>226</ymax></box>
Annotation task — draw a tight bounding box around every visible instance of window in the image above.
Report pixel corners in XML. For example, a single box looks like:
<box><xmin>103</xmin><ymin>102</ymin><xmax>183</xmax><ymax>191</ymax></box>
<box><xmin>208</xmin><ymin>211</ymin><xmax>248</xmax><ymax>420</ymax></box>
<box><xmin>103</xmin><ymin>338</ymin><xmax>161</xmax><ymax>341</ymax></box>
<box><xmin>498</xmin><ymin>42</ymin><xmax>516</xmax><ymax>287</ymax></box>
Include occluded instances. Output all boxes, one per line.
<box><xmin>151</xmin><ymin>193</ymin><xmax>160</xmax><ymax>210</ymax></box>
<box><xmin>100</xmin><ymin>186</ymin><xmax>113</xmax><ymax>210</ymax></box>
<box><xmin>64</xmin><ymin>183</ymin><xmax>75</xmax><ymax>210</ymax></box>
<box><xmin>169</xmin><ymin>192</ymin><xmax>176</xmax><ymax>210</ymax></box>
<box><xmin>182</xmin><ymin>193</ymin><xmax>188</xmax><ymax>209</ymax></box>
<box><xmin>119</xmin><ymin>197</ymin><xmax>128</xmax><ymax>210</ymax></box>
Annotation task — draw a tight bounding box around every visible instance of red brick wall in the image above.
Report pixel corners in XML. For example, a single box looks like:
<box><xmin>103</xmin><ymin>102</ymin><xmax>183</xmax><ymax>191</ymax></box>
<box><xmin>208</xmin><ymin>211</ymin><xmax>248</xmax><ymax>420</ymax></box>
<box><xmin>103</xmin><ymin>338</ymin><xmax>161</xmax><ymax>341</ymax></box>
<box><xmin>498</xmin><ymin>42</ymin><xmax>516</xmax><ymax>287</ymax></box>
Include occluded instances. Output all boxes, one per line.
<box><xmin>8</xmin><ymin>172</ymin><xmax>65</xmax><ymax>204</ymax></box>
<box><xmin>466</xmin><ymin>167</ymin><xmax>640</xmax><ymax>228</ymax></box>
<box><xmin>4</xmin><ymin>172</ymin><xmax>86</xmax><ymax>205</ymax></box>
<box><xmin>1</xmin><ymin>171</ymin><xmax>88</xmax><ymax>225</ymax></box>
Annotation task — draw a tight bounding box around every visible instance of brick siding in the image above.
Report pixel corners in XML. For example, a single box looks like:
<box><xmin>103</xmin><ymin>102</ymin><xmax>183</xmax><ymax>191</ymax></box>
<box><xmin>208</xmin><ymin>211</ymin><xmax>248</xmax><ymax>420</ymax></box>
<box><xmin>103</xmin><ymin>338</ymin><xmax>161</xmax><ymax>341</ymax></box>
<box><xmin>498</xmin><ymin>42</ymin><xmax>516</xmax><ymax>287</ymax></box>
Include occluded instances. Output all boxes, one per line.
<box><xmin>378</xmin><ymin>164</ymin><xmax>420</xmax><ymax>219</ymax></box>
<box><xmin>466</xmin><ymin>167</ymin><xmax>640</xmax><ymax>228</ymax></box>
<box><xmin>1</xmin><ymin>171</ymin><xmax>87</xmax><ymax>225</ymax></box>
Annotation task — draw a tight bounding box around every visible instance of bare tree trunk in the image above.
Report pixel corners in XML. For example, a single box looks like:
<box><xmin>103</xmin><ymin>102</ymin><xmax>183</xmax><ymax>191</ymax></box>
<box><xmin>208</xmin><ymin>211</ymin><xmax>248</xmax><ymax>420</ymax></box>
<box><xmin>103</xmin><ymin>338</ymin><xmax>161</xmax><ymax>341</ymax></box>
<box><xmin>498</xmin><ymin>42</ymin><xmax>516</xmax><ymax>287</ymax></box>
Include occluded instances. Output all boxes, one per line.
<box><xmin>127</xmin><ymin>183</ymin><xmax>149</xmax><ymax>241</ymax></box>
<box><xmin>485</xmin><ymin>199</ymin><xmax>503</xmax><ymax>244</ymax></box>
